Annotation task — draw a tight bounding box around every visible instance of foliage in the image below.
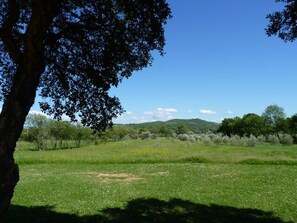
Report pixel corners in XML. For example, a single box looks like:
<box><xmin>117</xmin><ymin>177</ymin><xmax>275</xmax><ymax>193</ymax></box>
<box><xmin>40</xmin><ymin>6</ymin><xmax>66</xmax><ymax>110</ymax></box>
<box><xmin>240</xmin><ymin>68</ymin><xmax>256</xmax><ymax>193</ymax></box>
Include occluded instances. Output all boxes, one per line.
<box><xmin>217</xmin><ymin>105</ymin><xmax>297</xmax><ymax>144</ymax></box>
<box><xmin>262</xmin><ymin>104</ymin><xmax>287</xmax><ymax>135</ymax></box>
<box><xmin>0</xmin><ymin>1</ymin><xmax>172</xmax><ymax>213</ymax></box>
<box><xmin>266</xmin><ymin>0</ymin><xmax>297</xmax><ymax>42</ymax></box>
<box><xmin>20</xmin><ymin>114</ymin><xmax>92</xmax><ymax>150</ymax></box>
<box><xmin>125</xmin><ymin>118</ymin><xmax>220</xmax><ymax>134</ymax></box>
<box><xmin>0</xmin><ymin>0</ymin><xmax>172</xmax><ymax>131</ymax></box>
<box><xmin>266</xmin><ymin>135</ymin><xmax>280</xmax><ymax>145</ymax></box>
<box><xmin>279</xmin><ymin>133</ymin><xmax>294</xmax><ymax>145</ymax></box>
<box><xmin>139</xmin><ymin>131</ymin><xmax>153</xmax><ymax>140</ymax></box>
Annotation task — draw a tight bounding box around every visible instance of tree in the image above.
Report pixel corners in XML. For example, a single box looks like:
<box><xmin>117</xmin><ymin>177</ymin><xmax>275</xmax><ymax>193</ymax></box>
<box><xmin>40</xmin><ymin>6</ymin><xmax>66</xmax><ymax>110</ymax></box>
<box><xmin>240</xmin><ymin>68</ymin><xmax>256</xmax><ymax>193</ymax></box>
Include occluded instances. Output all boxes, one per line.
<box><xmin>157</xmin><ymin>126</ymin><xmax>173</xmax><ymax>137</ymax></box>
<box><xmin>0</xmin><ymin>0</ymin><xmax>171</xmax><ymax>215</ymax></box>
<box><xmin>176</xmin><ymin>125</ymin><xmax>189</xmax><ymax>135</ymax></box>
<box><xmin>217</xmin><ymin>118</ymin><xmax>236</xmax><ymax>136</ymax></box>
<box><xmin>266</xmin><ymin>0</ymin><xmax>297</xmax><ymax>42</ymax></box>
<box><xmin>217</xmin><ymin>117</ymin><xmax>244</xmax><ymax>136</ymax></box>
<box><xmin>25</xmin><ymin>113</ymin><xmax>50</xmax><ymax>150</ymax></box>
<box><xmin>261</xmin><ymin>104</ymin><xmax>286</xmax><ymax>136</ymax></box>
<box><xmin>287</xmin><ymin>114</ymin><xmax>297</xmax><ymax>143</ymax></box>
<box><xmin>241</xmin><ymin>113</ymin><xmax>265</xmax><ymax>137</ymax></box>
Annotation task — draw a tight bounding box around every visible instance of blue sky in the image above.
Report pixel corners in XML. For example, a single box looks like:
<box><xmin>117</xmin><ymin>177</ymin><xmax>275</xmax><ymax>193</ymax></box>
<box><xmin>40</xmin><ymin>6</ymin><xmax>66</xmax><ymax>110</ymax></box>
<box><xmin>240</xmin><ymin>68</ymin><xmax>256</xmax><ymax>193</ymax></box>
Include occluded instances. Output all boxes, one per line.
<box><xmin>32</xmin><ymin>0</ymin><xmax>297</xmax><ymax>123</ymax></box>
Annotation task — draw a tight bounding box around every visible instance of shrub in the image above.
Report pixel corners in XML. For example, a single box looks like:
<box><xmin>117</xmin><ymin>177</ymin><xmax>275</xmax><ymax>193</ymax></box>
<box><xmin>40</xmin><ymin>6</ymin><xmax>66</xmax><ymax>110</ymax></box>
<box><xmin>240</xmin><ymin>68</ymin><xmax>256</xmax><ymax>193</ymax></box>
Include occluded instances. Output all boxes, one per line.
<box><xmin>279</xmin><ymin>133</ymin><xmax>294</xmax><ymax>145</ymax></box>
<box><xmin>266</xmin><ymin>135</ymin><xmax>280</xmax><ymax>144</ymax></box>
<box><xmin>139</xmin><ymin>131</ymin><xmax>152</xmax><ymax>140</ymax></box>
<box><xmin>177</xmin><ymin>134</ymin><xmax>190</xmax><ymax>141</ymax></box>
<box><xmin>229</xmin><ymin>135</ymin><xmax>242</xmax><ymax>145</ymax></box>
<box><xmin>245</xmin><ymin>135</ymin><xmax>258</xmax><ymax>147</ymax></box>
<box><xmin>257</xmin><ymin>135</ymin><xmax>266</xmax><ymax>143</ymax></box>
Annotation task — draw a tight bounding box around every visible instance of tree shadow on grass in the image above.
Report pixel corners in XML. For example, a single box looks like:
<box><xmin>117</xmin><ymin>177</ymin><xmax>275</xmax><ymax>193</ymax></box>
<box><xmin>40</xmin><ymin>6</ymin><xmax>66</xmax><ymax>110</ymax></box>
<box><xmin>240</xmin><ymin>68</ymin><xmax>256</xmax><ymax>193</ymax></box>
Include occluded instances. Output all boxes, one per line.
<box><xmin>2</xmin><ymin>198</ymin><xmax>293</xmax><ymax>223</ymax></box>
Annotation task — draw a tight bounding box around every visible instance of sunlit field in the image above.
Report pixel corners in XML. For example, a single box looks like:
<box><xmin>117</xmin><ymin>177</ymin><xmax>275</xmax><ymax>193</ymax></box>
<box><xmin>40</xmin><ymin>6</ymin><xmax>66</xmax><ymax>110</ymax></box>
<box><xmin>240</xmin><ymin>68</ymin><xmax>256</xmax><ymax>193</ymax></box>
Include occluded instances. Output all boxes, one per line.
<box><xmin>3</xmin><ymin>139</ymin><xmax>297</xmax><ymax>223</ymax></box>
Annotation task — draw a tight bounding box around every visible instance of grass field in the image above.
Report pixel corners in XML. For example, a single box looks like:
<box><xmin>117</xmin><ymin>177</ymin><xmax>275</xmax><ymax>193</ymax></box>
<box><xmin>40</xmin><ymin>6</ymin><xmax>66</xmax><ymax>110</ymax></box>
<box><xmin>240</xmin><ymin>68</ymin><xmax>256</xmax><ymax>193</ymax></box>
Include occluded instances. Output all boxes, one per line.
<box><xmin>3</xmin><ymin>139</ymin><xmax>297</xmax><ymax>222</ymax></box>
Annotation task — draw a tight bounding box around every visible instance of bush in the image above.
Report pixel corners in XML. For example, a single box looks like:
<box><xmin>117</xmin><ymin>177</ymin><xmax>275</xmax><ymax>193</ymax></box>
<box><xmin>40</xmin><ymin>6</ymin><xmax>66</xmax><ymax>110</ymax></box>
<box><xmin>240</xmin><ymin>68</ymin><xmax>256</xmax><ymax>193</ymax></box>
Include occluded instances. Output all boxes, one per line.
<box><xmin>229</xmin><ymin>135</ymin><xmax>242</xmax><ymax>145</ymax></box>
<box><xmin>245</xmin><ymin>135</ymin><xmax>258</xmax><ymax>147</ymax></box>
<box><xmin>266</xmin><ymin>135</ymin><xmax>280</xmax><ymax>144</ymax></box>
<box><xmin>139</xmin><ymin>131</ymin><xmax>152</xmax><ymax>140</ymax></box>
<box><xmin>279</xmin><ymin>133</ymin><xmax>294</xmax><ymax>145</ymax></box>
<box><xmin>177</xmin><ymin>134</ymin><xmax>190</xmax><ymax>141</ymax></box>
<box><xmin>257</xmin><ymin>135</ymin><xmax>266</xmax><ymax>143</ymax></box>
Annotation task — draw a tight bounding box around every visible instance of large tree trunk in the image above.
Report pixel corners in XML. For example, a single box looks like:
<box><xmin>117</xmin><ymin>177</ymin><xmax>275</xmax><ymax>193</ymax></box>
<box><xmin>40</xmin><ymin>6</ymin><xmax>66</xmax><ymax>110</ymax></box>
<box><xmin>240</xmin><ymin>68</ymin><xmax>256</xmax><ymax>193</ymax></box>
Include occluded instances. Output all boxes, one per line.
<box><xmin>0</xmin><ymin>61</ymin><xmax>43</xmax><ymax>216</ymax></box>
<box><xmin>0</xmin><ymin>1</ymin><xmax>60</xmax><ymax>217</ymax></box>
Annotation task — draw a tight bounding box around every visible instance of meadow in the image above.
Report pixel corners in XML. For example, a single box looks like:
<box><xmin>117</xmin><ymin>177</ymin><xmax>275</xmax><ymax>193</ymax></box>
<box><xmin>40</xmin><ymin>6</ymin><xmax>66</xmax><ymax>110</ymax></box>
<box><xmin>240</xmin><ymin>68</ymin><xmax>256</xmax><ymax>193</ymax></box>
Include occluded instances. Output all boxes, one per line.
<box><xmin>3</xmin><ymin>138</ymin><xmax>297</xmax><ymax>223</ymax></box>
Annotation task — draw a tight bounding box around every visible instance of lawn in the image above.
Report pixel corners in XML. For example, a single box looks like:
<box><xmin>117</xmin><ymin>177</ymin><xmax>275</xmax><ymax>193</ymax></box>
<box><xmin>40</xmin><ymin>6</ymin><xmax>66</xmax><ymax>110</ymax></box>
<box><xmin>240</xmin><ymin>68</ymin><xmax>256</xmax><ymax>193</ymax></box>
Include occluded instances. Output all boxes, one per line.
<box><xmin>3</xmin><ymin>139</ymin><xmax>297</xmax><ymax>222</ymax></box>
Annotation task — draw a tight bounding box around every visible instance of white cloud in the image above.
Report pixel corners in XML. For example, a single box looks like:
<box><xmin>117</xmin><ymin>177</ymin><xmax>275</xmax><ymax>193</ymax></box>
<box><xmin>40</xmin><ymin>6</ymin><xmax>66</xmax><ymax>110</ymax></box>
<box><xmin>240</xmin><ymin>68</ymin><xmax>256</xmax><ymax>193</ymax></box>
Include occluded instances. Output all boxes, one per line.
<box><xmin>114</xmin><ymin>108</ymin><xmax>178</xmax><ymax>124</ymax></box>
<box><xmin>29</xmin><ymin>110</ymin><xmax>48</xmax><ymax>117</ymax></box>
<box><xmin>199</xmin><ymin>109</ymin><xmax>217</xmax><ymax>115</ymax></box>
<box><xmin>227</xmin><ymin>111</ymin><xmax>234</xmax><ymax>115</ymax></box>
<box><xmin>143</xmin><ymin>108</ymin><xmax>178</xmax><ymax>121</ymax></box>
<box><xmin>28</xmin><ymin>110</ymin><xmax>72</xmax><ymax>121</ymax></box>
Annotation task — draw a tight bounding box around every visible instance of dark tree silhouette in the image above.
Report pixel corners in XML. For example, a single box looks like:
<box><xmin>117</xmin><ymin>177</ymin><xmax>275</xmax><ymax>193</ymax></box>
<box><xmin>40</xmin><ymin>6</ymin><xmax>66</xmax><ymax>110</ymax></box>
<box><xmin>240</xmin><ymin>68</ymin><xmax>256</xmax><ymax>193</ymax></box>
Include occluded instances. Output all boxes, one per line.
<box><xmin>266</xmin><ymin>0</ymin><xmax>297</xmax><ymax>42</ymax></box>
<box><xmin>0</xmin><ymin>0</ymin><xmax>171</xmax><ymax>215</ymax></box>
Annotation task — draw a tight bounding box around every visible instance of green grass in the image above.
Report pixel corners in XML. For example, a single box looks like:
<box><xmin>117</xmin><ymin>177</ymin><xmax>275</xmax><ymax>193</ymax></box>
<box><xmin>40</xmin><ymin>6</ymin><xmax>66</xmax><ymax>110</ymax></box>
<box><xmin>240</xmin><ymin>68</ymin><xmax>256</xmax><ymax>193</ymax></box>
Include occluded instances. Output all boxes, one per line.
<box><xmin>3</xmin><ymin>139</ymin><xmax>297</xmax><ymax>222</ymax></box>
<box><xmin>16</xmin><ymin>138</ymin><xmax>297</xmax><ymax>165</ymax></box>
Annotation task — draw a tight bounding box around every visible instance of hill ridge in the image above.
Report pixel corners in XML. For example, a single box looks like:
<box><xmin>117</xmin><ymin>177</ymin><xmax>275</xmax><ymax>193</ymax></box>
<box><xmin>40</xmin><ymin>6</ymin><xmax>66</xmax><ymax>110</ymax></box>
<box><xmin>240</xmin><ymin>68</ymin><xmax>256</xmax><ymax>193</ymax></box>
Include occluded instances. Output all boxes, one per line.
<box><xmin>120</xmin><ymin>118</ymin><xmax>220</xmax><ymax>133</ymax></box>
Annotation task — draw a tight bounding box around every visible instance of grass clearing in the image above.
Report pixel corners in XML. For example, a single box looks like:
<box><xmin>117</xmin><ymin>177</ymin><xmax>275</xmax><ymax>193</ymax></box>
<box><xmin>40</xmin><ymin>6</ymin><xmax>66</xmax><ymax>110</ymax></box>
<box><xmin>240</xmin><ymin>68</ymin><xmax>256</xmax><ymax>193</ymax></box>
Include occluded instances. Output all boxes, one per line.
<box><xmin>16</xmin><ymin>138</ymin><xmax>297</xmax><ymax>165</ymax></box>
<box><xmin>3</xmin><ymin>139</ymin><xmax>297</xmax><ymax>222</ymax></box>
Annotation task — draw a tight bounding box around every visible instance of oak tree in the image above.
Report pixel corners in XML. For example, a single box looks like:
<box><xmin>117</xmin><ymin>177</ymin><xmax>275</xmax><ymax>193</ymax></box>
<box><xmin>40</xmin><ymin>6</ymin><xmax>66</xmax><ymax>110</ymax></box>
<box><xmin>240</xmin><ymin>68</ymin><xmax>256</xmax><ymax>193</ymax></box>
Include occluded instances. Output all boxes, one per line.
<box><xmin>266</xmin><ymin>0</ymin><xmax>297</xmax><ymax>42</ymax></box>
<box><xmin>0</xmin><ymin>0</ymin><xmax>171</xmax><ymax>215</ymax></box>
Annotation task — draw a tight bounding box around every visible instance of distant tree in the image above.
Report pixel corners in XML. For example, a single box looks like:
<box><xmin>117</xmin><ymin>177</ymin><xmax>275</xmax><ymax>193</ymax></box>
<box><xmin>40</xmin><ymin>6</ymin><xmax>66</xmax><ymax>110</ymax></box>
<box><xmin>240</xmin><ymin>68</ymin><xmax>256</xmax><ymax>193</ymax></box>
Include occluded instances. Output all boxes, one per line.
<box><xmin>176</xmin><ymin>125</ymin><xmax>189</xmax><ymax>135</ymax></box>
<box><xmin>266</xmin><ymin>0</ymin><xmax>297</xmax><ymax>42</ymax></box>
<box><xmin>232</xmin><ymin>117</ymin><xmax>244</xmax><ymax>136</ymax></box>
<box><xmin>261</xmin><ymin>105</ymin><xmax>286</xmax><ymax>136</ymax></box>
<box><xmin>25</xmin><ymin>114</ymin><xmax>50</xmax><ymax>149</ymax></box>
<box><xmin>47</xmin><ymin>120</ymin><xmax>78</xmax><ymax>149</ymax></box>
<box><xmin>104</xmin><ymin>125</ymin><xmax>131</xmax><ymax>141</ymax></box>
<box><xmin>157</xmin><ymin>126</ymin><xmax>173</xmax><ymax>137</ymax></box>
<box><xmin>218</xmin><ymin>117</ymin><xmax>244</xmax><ymax>136</ymax></box>
<box><xmin>217</xmin><ymin>118</ymin><xmax>236</xmax><ymax>136</ymax></box>
<box><xmin>241</xmin><ymin>113</ymin><xmax>265</xmax><ymax>137</ymax></box>
<box><xmin>0</xmin><ymin>1</ymin><xmax>171</xmax><ymax>215</ymax></box>
<box><xmin>287</xmin><ymin>114</ymin><xmax>297</xmax><ymax>143</ymax></box>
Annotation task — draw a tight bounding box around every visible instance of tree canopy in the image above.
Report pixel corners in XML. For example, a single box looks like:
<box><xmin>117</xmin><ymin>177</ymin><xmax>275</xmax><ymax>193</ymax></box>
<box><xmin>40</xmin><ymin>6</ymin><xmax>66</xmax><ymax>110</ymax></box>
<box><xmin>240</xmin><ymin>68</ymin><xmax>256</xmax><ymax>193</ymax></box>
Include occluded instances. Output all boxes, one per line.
<box><xmin>266</xmin><ymin>0</ymin><xmax>297</xmax><ymax>42</ymax></box>
<box><xmin>218</xmin><ymin>105</ymin><xmax>290</xmax><ymax>137</ymax></box>
<box><xmin>0</xmin><ymin>0</ymin><xmax>172</xmax><ymax>130</ymax></box>
<box><xmin>0</xmin><ymin>0</ymin><xmax>171</xmax><ymax>216</ymax></box>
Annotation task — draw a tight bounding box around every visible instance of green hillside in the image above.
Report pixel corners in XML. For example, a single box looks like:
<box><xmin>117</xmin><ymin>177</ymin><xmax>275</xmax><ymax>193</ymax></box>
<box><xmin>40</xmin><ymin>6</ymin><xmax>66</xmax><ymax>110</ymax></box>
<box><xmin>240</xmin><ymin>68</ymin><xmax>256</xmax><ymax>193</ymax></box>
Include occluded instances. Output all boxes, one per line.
<box><xmin>123</xmin><ymin>118</ymin><xmax>220</xmax><ymax>133</ymax></box>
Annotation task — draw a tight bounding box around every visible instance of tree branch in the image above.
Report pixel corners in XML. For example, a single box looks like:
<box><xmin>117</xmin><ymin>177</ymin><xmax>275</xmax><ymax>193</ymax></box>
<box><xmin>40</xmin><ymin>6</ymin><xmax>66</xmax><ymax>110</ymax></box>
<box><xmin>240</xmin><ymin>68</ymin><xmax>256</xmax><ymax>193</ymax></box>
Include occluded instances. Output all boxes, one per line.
<box><xmin>0</xmin><ymin>0</ymin><xmax>22</xmax><ymax>63</ymax></box>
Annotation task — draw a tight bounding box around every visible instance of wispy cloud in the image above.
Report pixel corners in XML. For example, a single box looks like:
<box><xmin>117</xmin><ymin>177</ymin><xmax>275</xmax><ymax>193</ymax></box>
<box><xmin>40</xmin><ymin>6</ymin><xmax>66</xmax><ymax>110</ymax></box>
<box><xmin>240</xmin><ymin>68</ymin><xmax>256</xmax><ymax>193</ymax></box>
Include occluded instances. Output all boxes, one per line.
<box><xmin>199</xmin><ymin>109</ymin><xmax>217</xmax><ymax>115</ymax></box>
<box><xmin>227</xmin><ymin>111</ymin><xmax>234</xmax><ymax>115</ymax></box>
<box><xmin>115</xmin><ymin>108</ymin><xmax>178</xmax><ymax>124</ymax></box>
<box><xmin>28</xmin><ymin>110</ymin><xmax>71</xmax><ymax>121</ymax></box>
<box><xmin>143</xmin><ymin>108</ymin><xmax>178</xmax><ymax>121</ymax></box>
<box><xmin>29</xmin><ymin>110</ymin><xmax>48</xmax><ymax>117</ymax></box>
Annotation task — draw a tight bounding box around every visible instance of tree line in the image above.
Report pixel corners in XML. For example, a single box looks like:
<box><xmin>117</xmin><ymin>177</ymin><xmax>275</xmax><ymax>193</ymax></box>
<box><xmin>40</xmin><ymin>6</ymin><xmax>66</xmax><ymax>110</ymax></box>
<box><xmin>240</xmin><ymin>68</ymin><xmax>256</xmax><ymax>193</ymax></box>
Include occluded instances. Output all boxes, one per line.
<box><xmin>218</xmin><ymin>105</ymin><xmax>297</xmax><ymax>143</ymax></box>
<box><xmin>22</xmin><ymin>104</ymin><xmax>297</xmax><ymax>150</ymax></box>
<box><xmin>19</xmin><ymin>113</ymin><xmax>192</xmax><ymax>150</ymax></box>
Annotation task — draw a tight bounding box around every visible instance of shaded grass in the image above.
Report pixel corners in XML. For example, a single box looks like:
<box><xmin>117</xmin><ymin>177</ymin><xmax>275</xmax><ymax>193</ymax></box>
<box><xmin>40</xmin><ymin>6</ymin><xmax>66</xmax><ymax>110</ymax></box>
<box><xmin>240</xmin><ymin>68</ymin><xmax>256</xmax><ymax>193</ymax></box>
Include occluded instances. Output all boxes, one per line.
<box><xmin>3</xmin><ymin>199</ymin><xmax>293</xmax><ymax>223</ymax></box>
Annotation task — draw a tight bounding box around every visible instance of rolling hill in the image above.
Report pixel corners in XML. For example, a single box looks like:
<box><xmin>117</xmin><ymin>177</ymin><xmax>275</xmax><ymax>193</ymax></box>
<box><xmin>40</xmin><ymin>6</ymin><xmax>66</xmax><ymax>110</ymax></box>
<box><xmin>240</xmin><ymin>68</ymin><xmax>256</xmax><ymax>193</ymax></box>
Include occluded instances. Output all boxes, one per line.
<box><xmin>123</xmin><ymin>118</ymin><xmax>220</xmax><ymax>133</ymax></box>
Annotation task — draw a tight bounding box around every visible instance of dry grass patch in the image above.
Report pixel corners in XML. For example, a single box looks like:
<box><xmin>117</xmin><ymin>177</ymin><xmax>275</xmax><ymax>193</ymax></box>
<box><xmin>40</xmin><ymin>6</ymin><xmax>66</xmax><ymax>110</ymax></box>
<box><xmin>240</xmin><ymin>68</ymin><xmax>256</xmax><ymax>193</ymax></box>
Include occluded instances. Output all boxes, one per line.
<box><xmin>86</xmin><ymin>172</ymin><xmax>143</xmax><ymax>183</ymax></box>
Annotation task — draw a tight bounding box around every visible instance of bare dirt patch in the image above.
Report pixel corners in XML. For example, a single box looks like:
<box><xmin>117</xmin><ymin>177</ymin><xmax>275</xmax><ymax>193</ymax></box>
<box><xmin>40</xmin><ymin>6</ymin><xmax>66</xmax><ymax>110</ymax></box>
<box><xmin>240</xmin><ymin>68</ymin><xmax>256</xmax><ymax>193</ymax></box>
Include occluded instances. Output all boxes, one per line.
<box><xmin>86</xmin><ymin>172</ymin><xmax>143</xmax><ymax>183</ymax></box>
